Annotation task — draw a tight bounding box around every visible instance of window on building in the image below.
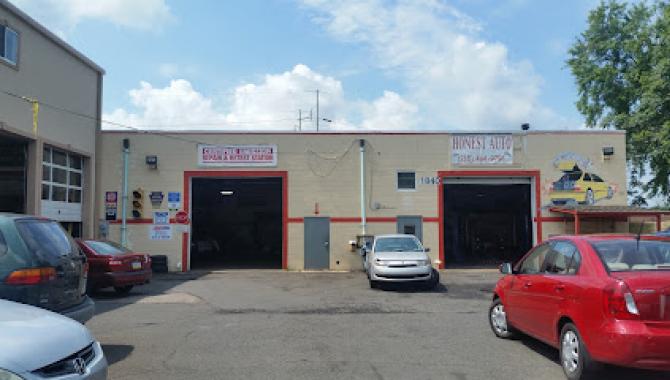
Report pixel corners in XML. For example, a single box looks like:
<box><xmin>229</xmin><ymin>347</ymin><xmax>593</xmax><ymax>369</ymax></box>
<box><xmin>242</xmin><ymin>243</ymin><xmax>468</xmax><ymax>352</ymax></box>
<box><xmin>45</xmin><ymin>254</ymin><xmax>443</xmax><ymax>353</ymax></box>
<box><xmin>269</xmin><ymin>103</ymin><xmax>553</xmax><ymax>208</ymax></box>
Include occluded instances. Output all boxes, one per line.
<box><xmin>397</xmin><ymin>171</ymin><xmax>416</xmax><ymax>190</ymax></box>
<box><xmin>41</xmin><ymin>147</ymin><xmax>83</xmax><ymax>204</ymax></box>
<box><xmin>0</xmin><ymin>25</ymin><xmax>19</xmax><ymax>66</ymax></box>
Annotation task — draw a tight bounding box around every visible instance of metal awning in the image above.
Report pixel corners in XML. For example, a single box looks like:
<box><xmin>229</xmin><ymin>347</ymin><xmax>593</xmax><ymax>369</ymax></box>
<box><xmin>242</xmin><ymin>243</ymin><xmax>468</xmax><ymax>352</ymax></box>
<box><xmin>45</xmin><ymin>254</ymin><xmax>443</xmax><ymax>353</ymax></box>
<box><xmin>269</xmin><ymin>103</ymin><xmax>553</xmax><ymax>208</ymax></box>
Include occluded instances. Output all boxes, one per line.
<box><xmin>549</xmin><ymin>205</ymin><xmax>670</xmax><ymax>235</ymax></box>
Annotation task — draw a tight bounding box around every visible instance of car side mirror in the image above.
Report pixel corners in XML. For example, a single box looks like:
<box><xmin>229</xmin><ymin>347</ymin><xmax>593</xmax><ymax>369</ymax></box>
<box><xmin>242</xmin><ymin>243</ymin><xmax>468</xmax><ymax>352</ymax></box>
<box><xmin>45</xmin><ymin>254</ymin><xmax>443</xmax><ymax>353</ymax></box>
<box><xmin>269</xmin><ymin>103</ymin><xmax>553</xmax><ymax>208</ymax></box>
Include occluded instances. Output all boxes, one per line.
<box><xmin>424</xmin><ymin>247</ymin><xmax>431</xmax><ymax>252</ymax></box>
<box><xmin>499</xmin><ymin>262</ymin><xmax>513</xmax><ymax>275</ymax></box>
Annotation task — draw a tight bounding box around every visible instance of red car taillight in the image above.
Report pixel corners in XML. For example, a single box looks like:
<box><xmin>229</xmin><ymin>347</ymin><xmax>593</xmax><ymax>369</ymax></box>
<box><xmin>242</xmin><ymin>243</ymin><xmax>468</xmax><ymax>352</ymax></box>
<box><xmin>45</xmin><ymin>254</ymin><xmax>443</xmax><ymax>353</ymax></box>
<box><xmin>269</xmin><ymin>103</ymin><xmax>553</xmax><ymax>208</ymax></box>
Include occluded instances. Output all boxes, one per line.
<box><xmin>5</xmin><ymin>267</ymin><xmax>56</xmax><ymax>285</ymax></box>
<box><xmin>603</xmin><ymin>280</ymin><xmax>640</xmax><ymax>320</ymax></box>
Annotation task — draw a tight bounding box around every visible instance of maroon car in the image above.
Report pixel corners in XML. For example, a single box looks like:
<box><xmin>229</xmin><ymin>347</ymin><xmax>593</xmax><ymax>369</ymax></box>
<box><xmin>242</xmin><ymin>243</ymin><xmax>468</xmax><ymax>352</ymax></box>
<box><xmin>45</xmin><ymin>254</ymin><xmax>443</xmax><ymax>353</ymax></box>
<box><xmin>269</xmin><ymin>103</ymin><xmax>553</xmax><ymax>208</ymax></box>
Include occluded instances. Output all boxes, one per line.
<box><xmin>76</xmin><ymin>239</ymin><xmax>152</xmax><ymax>294</ymax></box>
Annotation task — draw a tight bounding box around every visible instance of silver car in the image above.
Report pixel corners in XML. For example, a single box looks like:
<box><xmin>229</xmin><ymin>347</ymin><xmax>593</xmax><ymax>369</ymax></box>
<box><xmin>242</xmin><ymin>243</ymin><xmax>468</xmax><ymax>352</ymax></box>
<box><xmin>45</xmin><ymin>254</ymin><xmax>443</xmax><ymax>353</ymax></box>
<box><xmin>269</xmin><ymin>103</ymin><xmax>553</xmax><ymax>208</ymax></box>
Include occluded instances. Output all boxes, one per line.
<box><xmin>364</xmin><ymin>234</ymin><xmax>439</xmax><ymax>289</ymax></box>
<box><xmin>0</xmin><ymin>300</ymin><xmax>107</xmax><ymax>380</ymax></box>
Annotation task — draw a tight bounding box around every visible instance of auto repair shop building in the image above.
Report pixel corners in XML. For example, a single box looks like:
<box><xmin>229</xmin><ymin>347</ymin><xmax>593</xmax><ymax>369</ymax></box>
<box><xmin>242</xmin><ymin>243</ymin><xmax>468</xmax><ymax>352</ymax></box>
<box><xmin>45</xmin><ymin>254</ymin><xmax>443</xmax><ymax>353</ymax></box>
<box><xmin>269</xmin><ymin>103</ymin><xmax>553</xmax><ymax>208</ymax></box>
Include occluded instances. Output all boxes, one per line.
<box><xmin>0</xmin><ymin>0</ymin><xmax>104</xmax><ymax>238</ymax></box>
<box><xmin>96</xmin><ymin>130</ymin><xmax>628</xmax><ymax>272</ymax></box>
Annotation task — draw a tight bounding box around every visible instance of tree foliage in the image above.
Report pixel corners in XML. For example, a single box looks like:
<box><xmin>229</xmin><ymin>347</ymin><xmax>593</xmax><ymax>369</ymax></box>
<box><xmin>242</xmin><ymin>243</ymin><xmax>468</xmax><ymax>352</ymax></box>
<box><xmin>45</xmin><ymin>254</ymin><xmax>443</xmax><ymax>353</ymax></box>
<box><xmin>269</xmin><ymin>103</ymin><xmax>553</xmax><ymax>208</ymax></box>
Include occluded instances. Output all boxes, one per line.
<box><xmin>567</xmin><ymin>0</ymin><xmax>670</xmax><ymax>203</ymax></box>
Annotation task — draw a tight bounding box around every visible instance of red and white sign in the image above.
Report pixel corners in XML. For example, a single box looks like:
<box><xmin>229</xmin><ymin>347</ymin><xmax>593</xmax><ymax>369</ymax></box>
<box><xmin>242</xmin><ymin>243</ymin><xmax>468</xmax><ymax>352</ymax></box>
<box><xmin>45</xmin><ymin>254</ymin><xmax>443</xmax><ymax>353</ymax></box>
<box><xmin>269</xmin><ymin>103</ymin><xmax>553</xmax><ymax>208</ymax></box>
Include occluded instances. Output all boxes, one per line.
<box><xmin>451</xmin><ymin>134</ymin><xmax>514</xmax><ymax>166</ymax></box>
<box><xmin>198</xmin><ymin>144</ymin><xmax>277</xmax><ymax>167</ymax></box>
<box><xmin>175</xmin><ymin>210</ymin><xmax>189</xmax><ymax>224</ymax></box>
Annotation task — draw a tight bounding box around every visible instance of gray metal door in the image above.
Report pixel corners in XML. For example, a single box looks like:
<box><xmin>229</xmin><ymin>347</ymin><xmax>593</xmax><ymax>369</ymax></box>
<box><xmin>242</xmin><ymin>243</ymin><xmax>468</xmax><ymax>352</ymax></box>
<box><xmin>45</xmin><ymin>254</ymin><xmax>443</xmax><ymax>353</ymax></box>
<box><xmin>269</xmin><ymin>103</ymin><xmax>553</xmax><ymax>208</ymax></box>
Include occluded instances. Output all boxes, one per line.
<box><xmin>397</xmin><ymin>216</ymin><xmax>423</xmax><ymax>242</ymax></box>
<box><xmin>304</xmin><ymin>217</ymin><xmax>330</xmax><ymax>269</ymax></box>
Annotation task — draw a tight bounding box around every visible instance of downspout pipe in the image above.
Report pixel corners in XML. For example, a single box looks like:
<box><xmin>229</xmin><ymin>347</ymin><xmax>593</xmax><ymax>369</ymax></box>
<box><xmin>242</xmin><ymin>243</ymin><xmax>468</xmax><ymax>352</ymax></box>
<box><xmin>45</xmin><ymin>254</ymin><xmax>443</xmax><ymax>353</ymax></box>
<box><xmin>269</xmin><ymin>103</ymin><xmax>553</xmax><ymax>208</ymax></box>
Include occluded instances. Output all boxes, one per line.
<box><xmin>120</xmin><ymin>138</ymin><xmax>130</xmax><ymax>247</ymax></box>
<box><xmin>359</xmin><ymin>139</ymin><xmax>367</xmax><ymax>235</ymax></box>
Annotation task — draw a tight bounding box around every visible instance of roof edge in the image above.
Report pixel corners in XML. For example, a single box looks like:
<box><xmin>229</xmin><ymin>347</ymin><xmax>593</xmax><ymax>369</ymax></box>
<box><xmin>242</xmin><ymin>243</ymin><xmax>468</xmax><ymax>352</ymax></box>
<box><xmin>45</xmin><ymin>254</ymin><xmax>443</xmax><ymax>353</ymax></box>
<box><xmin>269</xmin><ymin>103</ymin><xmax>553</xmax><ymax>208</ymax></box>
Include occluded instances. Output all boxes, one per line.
<box><xmin>100</xmin><ymin>129</ymin><xmax>626</xmax><ymax>135</ymax></box>
<box><xmin>0</xmin><ymin>0</ymin><xmax>105</xmax><ymax>74</ymax></box>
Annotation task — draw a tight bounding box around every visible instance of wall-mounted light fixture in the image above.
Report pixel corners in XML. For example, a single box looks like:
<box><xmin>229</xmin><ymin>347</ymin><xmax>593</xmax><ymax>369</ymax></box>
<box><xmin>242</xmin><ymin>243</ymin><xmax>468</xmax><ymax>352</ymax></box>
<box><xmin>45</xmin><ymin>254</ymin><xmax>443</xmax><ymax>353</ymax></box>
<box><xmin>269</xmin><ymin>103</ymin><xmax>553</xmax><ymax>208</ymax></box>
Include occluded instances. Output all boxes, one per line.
<box><xmin>602</xmin><ymin>146</ymin><xmax>614</xmax><ymax>160</ymax></box>
<box><xmin>146</xmin><ymin>155</ymin><xmax>158</xmax><ymax>169</ymax></box>
<box><xmin>220</xmin><ymin>190</ymin><xmax>234</xmax><ymax>196</ymax></box>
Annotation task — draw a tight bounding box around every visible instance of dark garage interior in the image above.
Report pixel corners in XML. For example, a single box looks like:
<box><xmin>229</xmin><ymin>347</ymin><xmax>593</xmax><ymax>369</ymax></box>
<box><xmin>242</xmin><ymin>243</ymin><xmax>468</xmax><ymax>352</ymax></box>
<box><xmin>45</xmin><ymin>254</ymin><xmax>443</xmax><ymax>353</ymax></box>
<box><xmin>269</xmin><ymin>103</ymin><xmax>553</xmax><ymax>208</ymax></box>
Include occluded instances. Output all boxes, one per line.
<box><xmin>0</xmin><ymin>135</ymin><xmax>27</xmax><ymax>214</ymax></box>
<box><xmin>444</xmin><ymin>183</ymin><xmax>532</xmax><ymax>266</ymax></box>
<box><xmin>190</xmin><ymin>177</ymin><xmax>282</xmax><ymax>269</ymax></box>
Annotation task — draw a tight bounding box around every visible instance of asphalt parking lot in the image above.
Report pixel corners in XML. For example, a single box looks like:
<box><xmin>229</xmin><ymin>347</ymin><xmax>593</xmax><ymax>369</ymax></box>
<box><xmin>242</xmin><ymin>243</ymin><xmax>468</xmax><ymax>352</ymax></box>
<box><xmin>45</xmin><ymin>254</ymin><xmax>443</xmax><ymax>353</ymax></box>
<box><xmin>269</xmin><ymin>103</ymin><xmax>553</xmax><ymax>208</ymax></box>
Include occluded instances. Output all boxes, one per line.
<box><xmin>89</xmin><ymin>270</ymin><xmax>669</xmax><ymax>380</ymax></box>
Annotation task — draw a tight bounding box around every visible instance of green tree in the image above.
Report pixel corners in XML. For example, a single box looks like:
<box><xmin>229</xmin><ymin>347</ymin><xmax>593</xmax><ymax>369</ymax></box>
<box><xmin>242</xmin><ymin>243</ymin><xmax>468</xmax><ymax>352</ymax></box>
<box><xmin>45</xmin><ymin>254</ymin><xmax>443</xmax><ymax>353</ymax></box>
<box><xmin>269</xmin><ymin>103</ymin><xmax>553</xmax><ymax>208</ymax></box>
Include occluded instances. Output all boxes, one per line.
<box><xmin>567</xmin><ymin>0</ymin><xmax>670</xmax><ymax>203</ymax></box>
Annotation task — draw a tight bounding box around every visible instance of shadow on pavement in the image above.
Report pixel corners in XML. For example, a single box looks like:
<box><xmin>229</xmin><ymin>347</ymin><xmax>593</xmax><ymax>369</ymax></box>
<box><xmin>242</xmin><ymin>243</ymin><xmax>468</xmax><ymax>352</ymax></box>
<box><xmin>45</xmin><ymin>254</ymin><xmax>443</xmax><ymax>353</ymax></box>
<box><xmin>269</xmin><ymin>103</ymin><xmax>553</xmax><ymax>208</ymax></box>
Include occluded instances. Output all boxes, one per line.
<box><xmin>519</xmin><ymin>335</ymin><xmax>670</xmax><ymax>379</ymax></box>
<box><xmin>102</xmin><ymin>344</ymin><xmax>134</xmax><ymax>365</ymax></box>
<box><xmin>90</xmin><ymin>271</ymin><xmax>210</xmax><ymax>317</ymax></box>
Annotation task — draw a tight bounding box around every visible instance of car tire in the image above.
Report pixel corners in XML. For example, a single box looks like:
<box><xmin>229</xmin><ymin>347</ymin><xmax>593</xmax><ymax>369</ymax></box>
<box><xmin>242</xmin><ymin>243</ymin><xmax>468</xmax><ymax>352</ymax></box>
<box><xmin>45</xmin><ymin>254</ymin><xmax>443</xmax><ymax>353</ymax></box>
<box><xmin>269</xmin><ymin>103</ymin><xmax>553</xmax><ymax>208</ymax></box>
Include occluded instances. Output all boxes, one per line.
<box><xmin>489</xmin><ymin>298</ymin><xmax>516</xmax><ymax>339</ymax></box>
<box><xmin>114</xmin><ymin>285</ymin><xmax>133</xmax><ymax>295</ymax></box>
<box><xmin>560</xmin><ymin>323</ymin><xmax>598</xmax><ymax>380</ymax></box>
<box><xmin>369</xmin><ymin>280</ymin><xmax>379</xmax><ymax>289</ymax></box>
<box><xmin>423</xmin><ymin>269</ymin><xmax>440</xmax><ymax>290</ymax></box>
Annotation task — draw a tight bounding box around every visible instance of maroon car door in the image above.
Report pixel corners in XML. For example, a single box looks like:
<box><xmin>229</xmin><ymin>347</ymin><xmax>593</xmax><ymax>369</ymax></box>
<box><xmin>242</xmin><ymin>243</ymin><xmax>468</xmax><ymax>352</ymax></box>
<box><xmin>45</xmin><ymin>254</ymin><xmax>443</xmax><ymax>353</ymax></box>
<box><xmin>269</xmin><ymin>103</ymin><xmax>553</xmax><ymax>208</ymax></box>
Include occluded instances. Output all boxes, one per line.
<box><xmin>505</xmin><ymin>243</ymin><xmax>552</xmax><ymax>334</ymax></box>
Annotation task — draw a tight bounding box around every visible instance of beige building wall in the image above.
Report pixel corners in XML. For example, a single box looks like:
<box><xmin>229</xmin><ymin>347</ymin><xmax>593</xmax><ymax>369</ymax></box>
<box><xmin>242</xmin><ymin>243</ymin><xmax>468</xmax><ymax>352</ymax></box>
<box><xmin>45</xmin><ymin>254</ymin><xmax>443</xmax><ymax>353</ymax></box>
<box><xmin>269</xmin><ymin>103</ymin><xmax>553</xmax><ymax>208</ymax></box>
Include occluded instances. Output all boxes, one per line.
<box><xmin>96</xmin><ymin>130</ymin><xmax>627</xmax><ymax>272</ymax></box>
<box><xmin>0</xmin><ymin>1</ymin><xmax>103</xmax><ymax>237</ymax></box>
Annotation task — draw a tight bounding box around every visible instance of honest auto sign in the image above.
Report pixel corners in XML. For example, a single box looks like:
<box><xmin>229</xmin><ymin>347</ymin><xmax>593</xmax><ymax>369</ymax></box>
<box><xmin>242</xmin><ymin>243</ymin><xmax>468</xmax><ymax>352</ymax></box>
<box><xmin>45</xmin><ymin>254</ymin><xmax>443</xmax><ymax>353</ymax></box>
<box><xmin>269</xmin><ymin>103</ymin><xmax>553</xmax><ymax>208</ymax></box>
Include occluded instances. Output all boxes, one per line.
<box><xmin>451</xmin><ymin>134</ymin><xmax>513</xmax><ymax>166</ymax></box>
<box><xmin>197</xmin><ymin>144</ymin><xmax>277</xmax><ymax>167</ymax></box>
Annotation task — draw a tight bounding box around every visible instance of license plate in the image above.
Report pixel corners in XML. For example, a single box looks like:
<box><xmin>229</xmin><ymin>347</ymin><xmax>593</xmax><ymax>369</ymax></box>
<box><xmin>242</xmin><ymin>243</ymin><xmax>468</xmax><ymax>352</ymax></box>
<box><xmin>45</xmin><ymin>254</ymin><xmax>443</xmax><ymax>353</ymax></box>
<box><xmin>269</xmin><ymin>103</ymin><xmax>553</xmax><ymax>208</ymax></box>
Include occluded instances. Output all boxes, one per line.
<box><xmin>132</xmin><ymin>262</ymin><xmax>142</xmax><ymax>270</ymax></box>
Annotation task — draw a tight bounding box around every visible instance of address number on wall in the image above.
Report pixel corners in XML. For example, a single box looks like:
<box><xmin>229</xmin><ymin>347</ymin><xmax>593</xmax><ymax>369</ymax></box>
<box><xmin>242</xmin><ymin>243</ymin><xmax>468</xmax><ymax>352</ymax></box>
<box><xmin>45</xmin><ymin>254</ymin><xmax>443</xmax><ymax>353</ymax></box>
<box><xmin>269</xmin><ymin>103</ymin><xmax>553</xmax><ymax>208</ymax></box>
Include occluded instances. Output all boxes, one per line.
<box><xmin>419</xmin><ymin>176</ymin><xmax>441</xmax><ymax>185</ymax></box>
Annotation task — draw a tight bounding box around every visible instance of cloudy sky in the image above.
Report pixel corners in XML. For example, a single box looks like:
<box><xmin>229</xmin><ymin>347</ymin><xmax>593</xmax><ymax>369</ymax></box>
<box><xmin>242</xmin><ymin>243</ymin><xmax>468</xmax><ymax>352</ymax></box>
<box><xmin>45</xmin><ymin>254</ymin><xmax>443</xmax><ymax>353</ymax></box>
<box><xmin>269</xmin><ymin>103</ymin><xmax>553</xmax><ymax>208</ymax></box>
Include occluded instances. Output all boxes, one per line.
<box><xmin>11</xmin><ymin>0</ymin><xmax>600</xmax><ymax>131</ymax></box>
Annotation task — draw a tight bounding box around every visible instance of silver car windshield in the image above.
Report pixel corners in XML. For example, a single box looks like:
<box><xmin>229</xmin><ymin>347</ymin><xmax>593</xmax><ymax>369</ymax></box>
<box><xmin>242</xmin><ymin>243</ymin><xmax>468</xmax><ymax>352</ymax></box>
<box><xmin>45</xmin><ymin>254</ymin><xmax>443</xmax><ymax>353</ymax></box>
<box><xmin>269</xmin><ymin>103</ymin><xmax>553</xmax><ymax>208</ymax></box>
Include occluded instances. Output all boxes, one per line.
<box><xmin>375</xmin><ymin>237</ymin><xmax>423</xmax><ymax>252</ymax></box>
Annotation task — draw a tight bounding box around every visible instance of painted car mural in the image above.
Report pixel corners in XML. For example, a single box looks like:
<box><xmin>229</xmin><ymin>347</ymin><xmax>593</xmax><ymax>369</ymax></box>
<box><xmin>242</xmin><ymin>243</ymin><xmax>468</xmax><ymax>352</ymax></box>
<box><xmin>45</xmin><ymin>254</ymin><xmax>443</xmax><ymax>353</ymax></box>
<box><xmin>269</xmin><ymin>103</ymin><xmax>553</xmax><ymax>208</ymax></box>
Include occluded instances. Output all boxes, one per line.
<box><xmin>548</xmin><ymin>153</ymin><xmax>615</xmax><ymax>205</ymax></box>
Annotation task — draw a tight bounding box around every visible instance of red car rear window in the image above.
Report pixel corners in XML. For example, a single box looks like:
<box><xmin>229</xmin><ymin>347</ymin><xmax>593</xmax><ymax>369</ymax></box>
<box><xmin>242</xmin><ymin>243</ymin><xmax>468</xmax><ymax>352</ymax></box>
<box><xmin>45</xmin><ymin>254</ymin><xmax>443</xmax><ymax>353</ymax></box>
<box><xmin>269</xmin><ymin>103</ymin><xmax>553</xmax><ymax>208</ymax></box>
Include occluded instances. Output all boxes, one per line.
<box><xmin>591</xmin><ymin>239</ymin><xmax>670</xmax><ymax>272</ymax></box>
<box><xmin>85</xmin><ymin>240</ymin><xmax>131</xmax><ymax>256</ymax></box>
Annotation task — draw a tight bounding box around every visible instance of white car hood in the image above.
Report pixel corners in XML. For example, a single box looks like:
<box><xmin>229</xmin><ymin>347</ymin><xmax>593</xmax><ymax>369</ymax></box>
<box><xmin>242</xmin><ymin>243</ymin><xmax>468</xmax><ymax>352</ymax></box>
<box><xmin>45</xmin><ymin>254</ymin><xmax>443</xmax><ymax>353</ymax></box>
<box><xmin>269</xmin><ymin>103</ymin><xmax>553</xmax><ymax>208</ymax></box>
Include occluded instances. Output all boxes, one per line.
<box><xmin>374</xmin><ymin>251</ymin><xmax>430</xmax><ymax>262</ymax></box>
<box><xmin>0</xmin><ymin>300</ymin><xmax>94</xmax><ymax>372</ymax></box>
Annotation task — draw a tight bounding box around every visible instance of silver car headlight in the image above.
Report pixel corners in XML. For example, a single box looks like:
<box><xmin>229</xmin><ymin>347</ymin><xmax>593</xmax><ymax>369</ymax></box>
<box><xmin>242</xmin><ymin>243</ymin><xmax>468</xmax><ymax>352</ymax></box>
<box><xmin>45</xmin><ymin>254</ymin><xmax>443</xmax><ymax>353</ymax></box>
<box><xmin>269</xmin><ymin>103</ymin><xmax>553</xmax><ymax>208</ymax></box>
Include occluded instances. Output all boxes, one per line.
<box><xmin>374</xmin><ymin>259</ymin><xmax>390</xmax><ymax>266</ymax></box>
<box><xmin>416</xmin><ymin>260</ymin><xmax>431</xmax><ymax>266</ymax></box>
<box><xmin>0</xmin><ymin>369</ymin><xmax>25</xmax><ymax>380</ymax></box>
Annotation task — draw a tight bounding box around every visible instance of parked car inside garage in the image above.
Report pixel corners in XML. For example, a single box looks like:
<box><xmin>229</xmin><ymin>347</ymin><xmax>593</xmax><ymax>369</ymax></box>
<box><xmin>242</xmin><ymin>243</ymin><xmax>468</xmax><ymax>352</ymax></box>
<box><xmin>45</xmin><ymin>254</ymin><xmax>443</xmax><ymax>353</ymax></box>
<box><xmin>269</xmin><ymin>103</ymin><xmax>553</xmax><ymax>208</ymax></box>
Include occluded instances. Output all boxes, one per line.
<box><xmin>0</xmin><ymin>299</ymin><xmax>108</xmax><ymax>379</ymax></box>
<box><xmin>363</xmin><ymin>234</ymin><xmax>439</xmax><ymax>289</ymax></box>
<box><xmin>0</xmin><ymin>214</ymin><xmax>94</xmax><ymax>324</ymax></box>
<box><xmin>489</xmin><ymin>235</ymin><xmax>670</xmax><ymax>379</ymax></box>
<box><xmin>76</xmin><ymin>239</ymin><xmax>151</xmax><ymax>295</ymax></box>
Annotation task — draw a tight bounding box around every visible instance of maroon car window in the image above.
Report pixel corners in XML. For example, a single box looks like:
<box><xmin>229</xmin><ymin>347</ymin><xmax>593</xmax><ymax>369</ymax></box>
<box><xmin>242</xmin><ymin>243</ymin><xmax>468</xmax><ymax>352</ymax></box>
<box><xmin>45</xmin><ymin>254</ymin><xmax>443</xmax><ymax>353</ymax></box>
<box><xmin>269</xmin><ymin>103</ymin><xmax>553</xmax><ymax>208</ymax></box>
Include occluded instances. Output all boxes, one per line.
<box><xmin>85</xmin><ymin>241</ymin><xmax>131</xmax><ymax>256</ymax></box>
<box><xmin>591</xmin><ymin>240</ymin><xmax>670</xmax><ymax>271</ymax></box>
<box><xmin>15</xmin><ymin>219</ymin><xmax>77</xmax><ymax>259</ymax></box>
<box><xmin>519</xmin><ymin>244</ymin><xmax>552</xmax><ymax>274</ymax></box>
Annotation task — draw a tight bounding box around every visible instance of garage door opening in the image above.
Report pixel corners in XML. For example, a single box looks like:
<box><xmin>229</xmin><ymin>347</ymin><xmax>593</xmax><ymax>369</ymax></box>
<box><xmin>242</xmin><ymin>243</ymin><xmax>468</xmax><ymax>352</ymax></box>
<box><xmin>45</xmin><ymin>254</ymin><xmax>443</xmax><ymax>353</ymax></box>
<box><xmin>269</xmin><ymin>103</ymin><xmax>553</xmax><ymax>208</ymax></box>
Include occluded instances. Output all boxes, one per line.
<box><xmin>0</xmin><ymin>135</ymin><xmax>27</xmax><ymax>214</ymax></box>
<box><xmin>444</xmin><ymin>182</ymin><xmax>532</xmax><ymax>266</ymax></box>
<box><xmin>190</xmin><ymin>177</ymin><xmax>282</xmax><ymax>269</ymax></box>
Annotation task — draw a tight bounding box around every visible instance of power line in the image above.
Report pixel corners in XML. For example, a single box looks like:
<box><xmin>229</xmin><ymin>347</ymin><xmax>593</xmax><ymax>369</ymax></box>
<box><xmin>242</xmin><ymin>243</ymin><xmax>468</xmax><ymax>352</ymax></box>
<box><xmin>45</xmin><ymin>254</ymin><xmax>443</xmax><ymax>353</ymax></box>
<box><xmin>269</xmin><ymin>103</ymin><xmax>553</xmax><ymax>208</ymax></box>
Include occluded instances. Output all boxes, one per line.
<box><xmin>0</xmin><ymin>88</ymin><xmax>309</xmax><ymax>146</ymax></box>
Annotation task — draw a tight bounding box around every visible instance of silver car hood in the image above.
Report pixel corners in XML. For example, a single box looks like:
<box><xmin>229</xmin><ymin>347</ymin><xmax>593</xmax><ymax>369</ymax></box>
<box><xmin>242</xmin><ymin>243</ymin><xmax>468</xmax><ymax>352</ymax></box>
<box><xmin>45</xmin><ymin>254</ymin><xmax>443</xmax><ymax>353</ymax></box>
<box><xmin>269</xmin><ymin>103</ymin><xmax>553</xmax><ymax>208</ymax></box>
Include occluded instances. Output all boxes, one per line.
<box><xmin>0</xmin><ymin>300</ymin><xmax>94</xmax><ymax>372</ymax></box>
<box><xmin>374</xmin><ymin>251</ymin><xmax>430</xmax><ymax>261</ymax></box>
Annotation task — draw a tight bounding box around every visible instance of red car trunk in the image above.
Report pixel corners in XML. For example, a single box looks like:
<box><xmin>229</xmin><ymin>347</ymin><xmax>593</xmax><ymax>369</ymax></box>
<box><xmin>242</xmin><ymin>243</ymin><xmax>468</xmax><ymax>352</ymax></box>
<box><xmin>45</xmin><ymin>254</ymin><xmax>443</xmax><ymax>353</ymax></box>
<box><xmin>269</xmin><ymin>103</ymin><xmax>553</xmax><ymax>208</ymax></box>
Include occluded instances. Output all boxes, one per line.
<box><xmin>613</xmin><ymin>272</ymin><xmax>670</xmax><ymax>322</ymax></box>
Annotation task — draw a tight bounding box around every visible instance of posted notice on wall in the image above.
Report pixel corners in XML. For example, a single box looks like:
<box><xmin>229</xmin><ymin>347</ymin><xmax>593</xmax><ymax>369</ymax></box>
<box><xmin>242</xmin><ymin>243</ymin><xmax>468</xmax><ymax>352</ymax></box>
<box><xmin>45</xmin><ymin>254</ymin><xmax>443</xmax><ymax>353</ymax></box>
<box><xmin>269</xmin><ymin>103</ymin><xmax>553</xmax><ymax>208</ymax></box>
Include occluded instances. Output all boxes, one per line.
<box><xmin>149</xmin><ymin>225</ymin><xmax>172</xmax><ymax>241</ymax></box>
<box><xmin>451</xmin><ymin>134</ymin><xmax>513</xmax><ymax>165</ymax></box>
<box><xmin>197</xmin><ymin>144</ymin><xmax>277</xmax><ymax>167</ymax></box>
<box><xmin>167</xmin><ymin>192</ymin><xmax>181</xmax><ymax>210</ymax></box>
<box><xmin>153</xmin><ymin>211</ymin><xmax>169</xmax><ymax>225</ymax></box>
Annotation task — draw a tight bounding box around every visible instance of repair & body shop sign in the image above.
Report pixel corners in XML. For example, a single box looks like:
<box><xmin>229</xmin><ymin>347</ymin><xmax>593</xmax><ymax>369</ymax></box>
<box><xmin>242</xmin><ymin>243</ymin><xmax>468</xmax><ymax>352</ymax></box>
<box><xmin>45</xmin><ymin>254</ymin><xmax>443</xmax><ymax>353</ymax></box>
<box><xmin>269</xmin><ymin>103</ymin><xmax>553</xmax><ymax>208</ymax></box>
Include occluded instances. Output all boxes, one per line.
<box><xmin>198</xmin><ymin>144</ymin><xmax>277</xmax><ymax>167</ymax></box>
<box><xmin>451</xmin><ymin>134</ymin><xmax>513</xmax><ymax>165</ymax></box>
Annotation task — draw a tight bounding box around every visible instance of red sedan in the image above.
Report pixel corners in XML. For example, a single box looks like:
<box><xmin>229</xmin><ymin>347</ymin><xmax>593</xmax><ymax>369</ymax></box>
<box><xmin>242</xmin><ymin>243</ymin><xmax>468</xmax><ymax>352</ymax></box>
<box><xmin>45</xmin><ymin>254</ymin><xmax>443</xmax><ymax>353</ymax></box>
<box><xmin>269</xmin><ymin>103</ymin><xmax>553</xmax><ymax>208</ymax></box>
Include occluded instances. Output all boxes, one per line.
<box><xmin>489</xmin><ymin>235</ymin><xmax>670</xmax><ymax>379</ymax></box>
<box><xmin>76</xmin><ymin>239</ymin><xmax>152</xmax><ymax>295</ymax></box>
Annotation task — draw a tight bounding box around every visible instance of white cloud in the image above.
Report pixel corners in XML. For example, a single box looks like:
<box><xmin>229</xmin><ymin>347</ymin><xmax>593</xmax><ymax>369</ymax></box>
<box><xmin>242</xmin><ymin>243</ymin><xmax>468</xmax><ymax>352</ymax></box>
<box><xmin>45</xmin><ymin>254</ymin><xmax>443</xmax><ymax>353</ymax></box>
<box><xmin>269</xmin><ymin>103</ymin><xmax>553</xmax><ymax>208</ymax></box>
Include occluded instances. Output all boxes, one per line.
<box><xmin>11</xmin><ymin>0</ymin><xmax>173</xmax><ymax>33</ymax></box>
<box><xmin>103</xmin><ymin>64</ymin><xmax>418</xmax><ymax>131</ymax></box>
<box><xmin>301</xmin><ymin>0</ymin><xmax>559</xmax><ymax>130</ymax></box>
<box><xmin>104</xmin><ymin>79</ymin><xmax>225</xmax><ymax>130</ymax></box>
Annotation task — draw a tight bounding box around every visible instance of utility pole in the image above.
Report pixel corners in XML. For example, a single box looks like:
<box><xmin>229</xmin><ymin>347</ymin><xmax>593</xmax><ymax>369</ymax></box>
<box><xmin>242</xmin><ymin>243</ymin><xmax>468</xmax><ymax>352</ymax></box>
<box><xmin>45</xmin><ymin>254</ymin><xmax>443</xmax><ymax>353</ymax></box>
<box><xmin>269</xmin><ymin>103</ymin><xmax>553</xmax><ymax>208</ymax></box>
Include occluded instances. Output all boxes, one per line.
<box><xmin>297</xmin><ymin>109</ymin><xmax>312</xmax><ymax>131</ymax></box>
<box><xmin>316</xmin><ymin>89</ymin><xmax>320</xmax><ymax>132</ymax></box>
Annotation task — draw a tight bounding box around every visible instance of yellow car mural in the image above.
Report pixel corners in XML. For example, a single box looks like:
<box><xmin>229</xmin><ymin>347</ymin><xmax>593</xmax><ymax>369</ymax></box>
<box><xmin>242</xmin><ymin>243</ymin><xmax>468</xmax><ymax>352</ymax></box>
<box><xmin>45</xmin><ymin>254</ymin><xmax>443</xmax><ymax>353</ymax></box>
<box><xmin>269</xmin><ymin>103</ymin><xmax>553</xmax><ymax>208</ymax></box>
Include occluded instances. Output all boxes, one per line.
<box><xmin>549</xmin><ymin>162</ymin><xmax>614</xmax><ymax>205</ymax></box>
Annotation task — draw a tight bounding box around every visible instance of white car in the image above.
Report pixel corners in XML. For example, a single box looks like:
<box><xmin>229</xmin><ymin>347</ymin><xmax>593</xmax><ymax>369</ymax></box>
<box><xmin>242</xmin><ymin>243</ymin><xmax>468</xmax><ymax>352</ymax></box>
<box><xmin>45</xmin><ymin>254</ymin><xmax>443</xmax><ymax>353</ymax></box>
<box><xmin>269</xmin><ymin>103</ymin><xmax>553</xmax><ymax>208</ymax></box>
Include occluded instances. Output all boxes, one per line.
<box><xmin>363</xmin><ymin>234</ymin><xmax>439</xmax><ymax>289</ymax></box>
<box><xmin>0</xmin><ymin>299</ymin><xmax>108</xmax><ymax>379</ymax></box>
